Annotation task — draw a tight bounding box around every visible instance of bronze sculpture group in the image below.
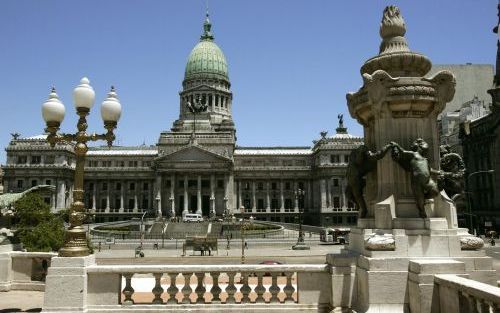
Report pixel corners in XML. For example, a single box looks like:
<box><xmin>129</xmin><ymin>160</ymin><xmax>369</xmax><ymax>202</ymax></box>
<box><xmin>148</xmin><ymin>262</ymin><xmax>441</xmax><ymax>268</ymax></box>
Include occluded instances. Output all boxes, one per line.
<box><xmin>346</xmin><ymin>139</ymin><xmax>465</xmax><ymax>218</ymax></box>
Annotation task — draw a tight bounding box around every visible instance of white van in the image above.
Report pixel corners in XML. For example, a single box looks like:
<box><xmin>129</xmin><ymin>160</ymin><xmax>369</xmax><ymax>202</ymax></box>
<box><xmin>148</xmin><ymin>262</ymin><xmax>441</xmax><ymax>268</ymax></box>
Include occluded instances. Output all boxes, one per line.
<box><xmin>183</xmin><ymin>213</ymin><xmax>203</xmax><ymax>222</ymax></box>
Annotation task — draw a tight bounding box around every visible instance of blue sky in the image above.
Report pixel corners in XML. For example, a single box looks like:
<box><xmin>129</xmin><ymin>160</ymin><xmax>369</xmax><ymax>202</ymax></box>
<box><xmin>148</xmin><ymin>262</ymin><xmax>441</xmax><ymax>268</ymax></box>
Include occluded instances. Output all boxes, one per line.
<box><xmin>0</xmin><ymin>0</ymin><xmax>497</xmax><ymax>163</ymax></box>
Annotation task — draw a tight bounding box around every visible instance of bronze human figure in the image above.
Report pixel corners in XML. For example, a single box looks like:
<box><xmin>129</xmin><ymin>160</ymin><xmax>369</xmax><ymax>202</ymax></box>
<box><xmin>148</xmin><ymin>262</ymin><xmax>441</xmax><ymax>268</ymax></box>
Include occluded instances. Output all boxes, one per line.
<box><xmin>345</xmin><ymin>144</ymin><xmax>392</xmax><ymax>218</ymax></box>
<box><xmin>438</xmin><ymin>144</ymin><xmax>465</xmax><ymax>199</ymax></box>
<box><xmin>390</xmin><ymin>139</ymin><xmax>442</xmax><ymax>218</ymax></box>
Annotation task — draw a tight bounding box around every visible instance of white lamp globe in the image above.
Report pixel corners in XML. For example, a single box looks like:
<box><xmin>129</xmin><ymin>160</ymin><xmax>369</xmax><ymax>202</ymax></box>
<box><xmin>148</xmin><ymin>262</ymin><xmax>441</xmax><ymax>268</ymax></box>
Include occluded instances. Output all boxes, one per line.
<box><xmin>42</xmin><ymin>87</ymin><xmax>65</xmax><ymax>123</ymax></box>
<box><xmin>73</xmin><ymin>77</ymin><xmax>95</xmax><ymax>110</ymax></box>
<box><xmin>101</xmin><ymin>86</ymin><xmax>121</xmax><ymax>122</ymax></box>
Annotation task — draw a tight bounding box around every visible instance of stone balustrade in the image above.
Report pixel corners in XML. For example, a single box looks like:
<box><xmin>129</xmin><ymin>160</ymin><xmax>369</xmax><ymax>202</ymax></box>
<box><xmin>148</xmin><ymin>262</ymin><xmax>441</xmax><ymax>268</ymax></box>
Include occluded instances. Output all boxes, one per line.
<box><xmin>84</xmin><ymin>264</ymin><xmax>331</xmax><ymax>312</ymax></box>
<box><xmin>0</xmin><ymin>251</ymin><xmax>56</xmax><ymax>291</ymax></box>
<box><xmin>433</xmin><ymin>274</ymin><xmax>500</xmax><ymax>312</ymax></box>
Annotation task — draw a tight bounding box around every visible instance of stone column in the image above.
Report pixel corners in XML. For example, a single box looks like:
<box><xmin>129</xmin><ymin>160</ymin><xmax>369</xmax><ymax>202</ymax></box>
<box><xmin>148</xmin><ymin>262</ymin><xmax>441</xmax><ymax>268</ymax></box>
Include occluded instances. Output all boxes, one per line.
<box><xmin>237</xmin><ymin>181</ymin><xmax>242</xmax><ymax>211</ymax></box>
<box><xmin>183</xmin><ymin>175</ymin><xmax>188</xmax><ymax>216</ymax></box>
<box><xmin>51</xmin><ymin>188</ymin><xmax>56</xmax><ymax>212</ymax></box>
<box><xmin>92</xmin><ymin>182</ymin><xmax>96</xmax><ymax>211</ymax></box>
<box><xmin>155</xmin><ymin>175</ymin><xmax>162</xmax><ymax>217</ymax></box>
<box><xmin>294</xmin><ymin>180</ymin><xmax>299</xmax><ymax>212</ymax></box>
<box><xmin>196</xmin><ymin>175</ymin><xmax>202</xmax><ymax>215</ymax></box>
<box><xmin>105</xmin><ymin>181</ymin><xmax>110</xmax><ymax>213</ymax></box>
<box><xmin>119</xmin><ymin>181</ymin><xmax>125</xmax><ymax>213</ymax></box>
<box><xmin>133</xmin><ymin>187</ymin><xmax>138</xmax><ymax>213</ymax></box>
<box><xmin>251</xmin><ymin>181</ymin><xmax>256</xmax><ymax>212</ymax></box>
<box><xmin>266</xmin><ymin>181</ymin><xmax>271</xmax><ymax>213</ymax></box>
<box><xmin>224</xmin><ymin>174</ymin><xmax>230</xmax><ymax>214</ymax></box>
<box><xmin>280</xmin><ymin>180</ymin><xmax>285</xmax><ymax>211</ymax></box>
<box><xmin>170</xmin><ymin>174</ymin><xmax>175</xmax><ymax>217</ymax></box>
<box><xmin>306</xmin><ymin>179</ymin><xmax>312</xmax><ymax>211</ymax></box>
<box><xmin>326</xmin><ymin>178</ymin><xmax>331</xmax><ymax>209</ymax></box>
<box><xmin>56</xmin><ymin>180</ymin><xmax>65</xmax><ymax>211</ymax></box>
<box><xmin>341</xmin><ymin>178</ymin><xmax>347</xmax><ymax>208</ymax></box>
<box><xmin>320</xmin><ymin>179</ymin><xmax>327</xmax><ymax>210</ymax></box>
<box><xmin>210</xmin><ymin>174</ymin><xmax>216</xmax><ymax>217</ymax></box>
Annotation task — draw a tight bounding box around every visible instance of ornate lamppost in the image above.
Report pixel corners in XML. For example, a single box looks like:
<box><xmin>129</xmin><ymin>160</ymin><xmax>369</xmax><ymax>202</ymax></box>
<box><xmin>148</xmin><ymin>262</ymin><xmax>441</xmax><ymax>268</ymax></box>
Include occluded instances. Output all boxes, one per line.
<box><xmin>292</xmin><ymin>188</ymin><xmax>309</xmax><ymax>250</ymax></box>
<box><xmin>42</xmin><ymin>77</ymin><xmax>121</xmax><ymax>257</ymax></box>
<box><xmin>187</xmin><ymin>96</ymin><xmax>208</xmax><ymax>142</ymax></box>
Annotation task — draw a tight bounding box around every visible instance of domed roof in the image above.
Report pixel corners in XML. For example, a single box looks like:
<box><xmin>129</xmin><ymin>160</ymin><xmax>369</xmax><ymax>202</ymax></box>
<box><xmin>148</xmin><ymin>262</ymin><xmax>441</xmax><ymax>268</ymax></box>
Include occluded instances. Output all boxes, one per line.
<box><xmin>184</xmin><ymin>13</ymin><xmax>229</xmax><ymax>82</ymax></box>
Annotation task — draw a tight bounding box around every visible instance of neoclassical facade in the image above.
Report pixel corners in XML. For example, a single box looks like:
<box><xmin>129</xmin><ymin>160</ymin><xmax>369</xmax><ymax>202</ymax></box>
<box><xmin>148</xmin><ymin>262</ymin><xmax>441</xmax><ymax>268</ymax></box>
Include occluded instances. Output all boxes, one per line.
<box><xmin>1</xmin><ymin>14</ymin><xmax>362</xmax><ymax>226</ymax></box>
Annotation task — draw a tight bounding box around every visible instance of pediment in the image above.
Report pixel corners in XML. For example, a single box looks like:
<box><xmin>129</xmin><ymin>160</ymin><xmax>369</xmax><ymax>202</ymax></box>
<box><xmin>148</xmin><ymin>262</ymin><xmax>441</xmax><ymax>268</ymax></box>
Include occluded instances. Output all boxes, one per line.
<box><xmin>182</xmin><ymin>84</ymin><xmax>221</xmax><ymax>94</ymax></box>
<box><xmin>156</xmin><ymin>144</ymin><xmax>232</xmax><ymax>164</ymax></box>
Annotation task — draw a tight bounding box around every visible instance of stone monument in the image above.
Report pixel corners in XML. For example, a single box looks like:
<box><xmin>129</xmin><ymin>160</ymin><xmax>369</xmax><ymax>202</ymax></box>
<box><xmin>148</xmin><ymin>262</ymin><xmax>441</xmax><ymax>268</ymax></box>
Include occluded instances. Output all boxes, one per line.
<box><xmin>339</xmin><ymin>5</ymin><xmax>494</xmax><ymax>312</ymax></box>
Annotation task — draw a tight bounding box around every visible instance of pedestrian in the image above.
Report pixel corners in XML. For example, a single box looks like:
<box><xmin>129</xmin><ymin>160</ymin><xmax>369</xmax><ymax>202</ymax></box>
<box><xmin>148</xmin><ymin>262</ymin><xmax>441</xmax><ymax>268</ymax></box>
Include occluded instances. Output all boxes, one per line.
<box><xmin>98</xmin><ymin>241</ymin><xmax>101</xmax><ymax>252</ymax></box>
<box><xmin>244</xmin><ymin>241</ymin><xmax>248</xmax><ymax>250</ymax></box>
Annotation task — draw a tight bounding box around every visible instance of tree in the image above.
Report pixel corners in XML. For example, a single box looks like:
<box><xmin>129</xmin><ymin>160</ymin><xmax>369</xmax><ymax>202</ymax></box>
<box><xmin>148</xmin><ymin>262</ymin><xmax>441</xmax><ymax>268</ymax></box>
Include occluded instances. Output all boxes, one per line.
<box><xmin>13</xmin><ymin>193</ymin><xmax>65</xmax><ymax>252</ymax></box>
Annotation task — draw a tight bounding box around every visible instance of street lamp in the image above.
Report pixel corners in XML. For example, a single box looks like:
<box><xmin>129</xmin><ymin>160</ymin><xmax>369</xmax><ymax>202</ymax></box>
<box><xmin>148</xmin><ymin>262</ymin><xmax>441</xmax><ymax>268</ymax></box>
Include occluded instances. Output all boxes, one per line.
<box><xmin>292</xmin><ymin>189</ymin><xmax>309</xmax><ymax>250</ymax></box>
<box><xmin>465</xmin><ymin>170</ymin><xmax>495</xmax><ymax>234</ymax></box>
<box><xmin>240</xmin><ymin>217</ymin><xmax>252</xmax><ymax>264</ymax></box>
<box><xmin>42</xmin><ymin>77</ymin><xmax>121</xmax><ymax>257</ymax></box>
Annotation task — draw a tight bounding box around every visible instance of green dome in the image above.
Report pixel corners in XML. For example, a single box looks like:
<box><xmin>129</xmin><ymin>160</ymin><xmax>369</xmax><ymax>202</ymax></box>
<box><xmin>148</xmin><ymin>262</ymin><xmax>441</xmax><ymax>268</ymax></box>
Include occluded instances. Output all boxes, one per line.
<box><xmin>184</xmin><ymin>13</ymin><xmax>229</xmax><ymax>82</ymax></box>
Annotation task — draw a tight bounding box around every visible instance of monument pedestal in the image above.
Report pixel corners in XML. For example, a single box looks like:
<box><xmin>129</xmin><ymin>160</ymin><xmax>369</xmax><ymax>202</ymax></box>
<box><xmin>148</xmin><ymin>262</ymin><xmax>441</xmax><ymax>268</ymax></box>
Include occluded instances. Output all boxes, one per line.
<box><xmin>343</xmin><ymin>218</ymin><xmax>494</xmax><ymax>313</ymax></box>
<box><xmin>42</xmin><ymin>255</ymin><xmax>95</xmax><ymax>313</ymax></box>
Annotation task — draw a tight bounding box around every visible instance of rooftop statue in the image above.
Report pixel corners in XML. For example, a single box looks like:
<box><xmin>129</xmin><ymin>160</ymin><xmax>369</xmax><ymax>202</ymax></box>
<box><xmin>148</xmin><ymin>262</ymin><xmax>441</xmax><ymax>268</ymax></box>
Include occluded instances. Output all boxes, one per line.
<box><xmin>346</xmin><ymin>143</ymin><xmax>392</xmax><ymax>218</ymax></box>
<box><xmin>390</xmin><ymin>139</ymin><xmax>443</xmax><ymax>218</ymax></box>
<box><xmin>0</xmin><ymin>185</ymin><xmax>56</xmax><ymax>215</ymax></box>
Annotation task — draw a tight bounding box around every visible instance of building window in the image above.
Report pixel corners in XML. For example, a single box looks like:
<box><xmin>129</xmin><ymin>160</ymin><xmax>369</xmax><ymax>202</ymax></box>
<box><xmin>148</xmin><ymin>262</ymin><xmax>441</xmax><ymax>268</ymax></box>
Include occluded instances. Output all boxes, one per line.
<box><xmin>284</xmin><ymin>198</ymin><xmax>292</xmax><ymax>212</ymax></box>
<box><xmin>201</xmin><ymin>180</ymin><xmax>210</xmax><ymax>188</ymax></box>
<box><xmin>118</xmin><ymin>161</ymin><xmax>125</xmax><ymax>167</ymax></box>
<box><xmin>333</xmin><ymin>216</ymin><xmax>343</xmax><ymax>224</ymax></box>
<box><xmin>31</xmin><ymin>155</ymin><xmax>41</xmax><ymax>164</ymax></box>
<box><xmin>188</xmin><ymin>180</ymin><xmax>197</xmax><ymax>187</ymax></box>
<box><xmin>333</xmin><ymin>197</ymin><xmax>340</xmax><ymax>208</ymax></box>
<box><xmin>271</xmin><ymin>182</ymin><xmax>277</xmax><ymax>190</ymax></box>
<box><xmin>243</xmin><ymin>198</ymin><xmax>251</xmax><ymax>211</ymax></box>
<box><xmin>298</xmin><ymin>181</ymin><xmax>304</xmax><ymax>189</ymax></box>
<box><xmin>217</xmin><ymin>180</ymin><xmax>224</xmax><ymax>189</ymax></box>
<box><xmin>116</xmin><ymin>183</ymin><xmax>121</xmax><ymax>191</ymax></box>
<box><xmin>143</xmin><ymin>161</ymin><xmax>151</xmax><ymax>167</ymax></box>
<box><xmin>45</xmin><ymin>155</ymin><xmax>55</xmax><ymax>164</ymax></box>
<box><xmin>244</xmin><ymin>182</ymin><xmax>250</xmax><ymax>190</ymax></box>
<box><xmin>45</xmin><ymin>179</ymin><xmax>52</xmax><ymax>185</ymax></box>
<box><xmin>17</xmin><ymin>156</ymin><xmax>27</xmax><ymax>164</ymax></box>
<box><xmin>128</xmin><ymin>199</ymin><xmax>135</xmax><ymax>211</ymax></box>
<box><xmin>31</xmin><ymin>180</ymin><xmax>38</xmax><ymax>187</ymax></box>
<box><xmin>285</xmin><ymin>182</ymin><xmax>291</xmax><ymax>190</ymax></box>
<box><xmin>165</xmin><ymin>180</ymin><xmax>171</xmax><ymax>188</ymax></box>
<box><xmin>257</xmin><ymin>182</ymin><xmax>264</xmax><ymax>190</ymax></box>
<box><xmin>344</xmin><ymin>155</ymin><xmax>350</xmax><ymax>163</ymax></box>
<box><xmin>333</xmin><ymin>179</ymin><xmax>339</xmax><ymax>187</ymax></box>
<box><xmin>347</xmin><ymin>216</ymin><xmax>357</xmax><ymax>225</ymax></box>
<box><xmin>143</xmin><ymin>183</ymin><xmax>149</xmax><ymax>191</ymax></box>
<box><xmin>128</xmin><ymin>161</ymin><xmax>138</xmax><ymax>167</ymax></box>
<box><xmin>257</xmin><ymin>199</ymin><xmax>265</xmax><ymax>212</ymax></box>
<box><xmin>102</xmin><ymin>183</ymin><xmax>108</xmax><ymax>191</ymax></box>
<box><xmin>271</xmin><ymin>199</ymin><xmax>279</xmax><ymax>211</ymax></box>
<box><xmin>178</xmin><ymin>180</ymin><xmax>184</xmax><ymax>188</ymax></box>
<box><xmin>89</xmin><ymin>183</ymin><xmax>94</xmax><ymax>190</ymax></box>
<box><xmin>330</xmin><ymin>155</ymin><xmax>340</xmax><ymax>163</ymax></box>
<box><xmin>129</xmin><ymin>183</ymin><xmax>135</xmax><ymax>191</ymax></box>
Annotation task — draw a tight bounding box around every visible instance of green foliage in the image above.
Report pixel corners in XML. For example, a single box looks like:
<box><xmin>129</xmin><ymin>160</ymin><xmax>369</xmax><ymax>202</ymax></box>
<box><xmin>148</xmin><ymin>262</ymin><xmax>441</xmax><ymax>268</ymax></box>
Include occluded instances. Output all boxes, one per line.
<box><xmin>13</xmin><ymin>193</ymin><xmax>51</xmax><ymax>227</ymax></box>
<box><xmin>12</xmin><ymin>193</ymin><xmax>65</xmax><ymax>252</ymax></box>
<box><xmin>17</xmin><ymin>218</ymin><xmax>65</xmax><ymax>252</ymax></box>
<box><xmin>54</xmin><ymin>208</ymin><xmax>70</xmax><ymax>223</ymax></box>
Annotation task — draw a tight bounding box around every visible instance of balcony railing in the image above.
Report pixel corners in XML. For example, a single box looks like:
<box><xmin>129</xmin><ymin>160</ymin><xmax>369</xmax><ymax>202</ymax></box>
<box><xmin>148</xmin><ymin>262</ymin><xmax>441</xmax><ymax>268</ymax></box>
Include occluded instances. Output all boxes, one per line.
<box><xmin>433</xmin><ymin>274</ymin><xmax>500</xmax><ymax>312</ymax></box>
<box><xmin>85</xmin><ymin>264</ymin><xmax>330</xmax><ymax>311</ymax></box>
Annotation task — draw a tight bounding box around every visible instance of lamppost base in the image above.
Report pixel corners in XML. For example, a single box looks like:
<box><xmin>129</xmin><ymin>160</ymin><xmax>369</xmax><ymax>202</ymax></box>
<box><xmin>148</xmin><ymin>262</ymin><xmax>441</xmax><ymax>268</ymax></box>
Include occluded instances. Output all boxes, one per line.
<box><xmin>59</xmin><ymin>226</ymin><xmax>90</xmax><ymax>257</ymax></box>
<box><xmin>292</xmin><ymin>242</ymin><xmax>310</xmax><ymax>250</ymax></box>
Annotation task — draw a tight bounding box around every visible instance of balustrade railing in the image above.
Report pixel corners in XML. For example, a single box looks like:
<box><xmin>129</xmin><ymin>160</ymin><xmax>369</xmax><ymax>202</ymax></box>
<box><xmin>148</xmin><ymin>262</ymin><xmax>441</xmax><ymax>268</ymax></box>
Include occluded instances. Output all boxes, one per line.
<box><xmin>434</xmin><ymin>274</ymin><xmax>500</xmax><ymax>313</ymax></box>
<box><xmin>86</xmin><ymin>264</ymin><xmax>328</xmax><ymax>307</ymax></box>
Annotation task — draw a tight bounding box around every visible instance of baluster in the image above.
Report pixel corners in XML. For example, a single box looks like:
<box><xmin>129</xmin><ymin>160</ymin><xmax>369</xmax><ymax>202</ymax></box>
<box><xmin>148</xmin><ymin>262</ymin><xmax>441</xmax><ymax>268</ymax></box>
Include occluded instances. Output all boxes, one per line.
<box><xmin>152</xmin><ymin>273</ymin><xmax>164</xmax><ymax>304</ymax></box>
<box><xmin>460</xmin><ymin>292</ymin><xmax>479</xmax><ymax>313</ymax></box>
<box><xmin>268</xmin><ymin>272</ymin><xmax>280</xmax><ymax>303</ymax></box>
<box><xmin>195</xmin><ymin>272</ymin><xmax>206</xmax><ymax>304</ymax></box>
<box><xmin>283</xmin><ymin>272</ymin><xmax>295</xmax><ymax>303</ymax></box>
<box><xmin>225</xmin><ymin>272</ymin><xmax>237</xmax><ymax>304</ymax></box>
<box><xmin>254</xmin><ymin>272</ymin><xmax>266</xmax><ymax>303</ymax></box>
<box><xmin>181</xmin><ymin>273</ymin><xmax>193</xmax><ymax>304</ymax></box>
<box><xmin>210</xmin><ymin>272</ymin><xmax>222</xmax><ymax>303</ymax></box>
<box><xmin>478</xmin><ymin>299</ymin><xmax>490</xmax><ymax>313</ymax></box>
<box><xmin>167</xmin><ymin>273</ymin><xmax>179</xmax><ymax>304</ymax></box>
<box><xmin>122</xmin><ymin>273</ymin><xmax>135</xmax><ymax>305</ymax></box>
<box><xmin>240</xmin><ymin>272</ymin><xmax>252</xmax><ymax>303</ymax></box>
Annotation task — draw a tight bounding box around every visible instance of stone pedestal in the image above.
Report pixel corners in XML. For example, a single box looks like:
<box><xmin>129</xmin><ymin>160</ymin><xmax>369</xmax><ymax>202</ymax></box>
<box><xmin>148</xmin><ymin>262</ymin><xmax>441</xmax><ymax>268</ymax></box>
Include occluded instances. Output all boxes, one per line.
<box><xmin>42</xmin><ymin>255</ymin><xmax>95</xmax><ymax>313</ymax></box>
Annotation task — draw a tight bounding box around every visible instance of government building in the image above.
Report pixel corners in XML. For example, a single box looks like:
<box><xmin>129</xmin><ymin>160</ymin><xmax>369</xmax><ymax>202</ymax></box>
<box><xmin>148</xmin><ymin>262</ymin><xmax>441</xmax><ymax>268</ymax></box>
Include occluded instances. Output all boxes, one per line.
<box><xmin>1</xmin><ymin>14</ymin><xmax>363</xmax><ymax>227</ymax></box>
